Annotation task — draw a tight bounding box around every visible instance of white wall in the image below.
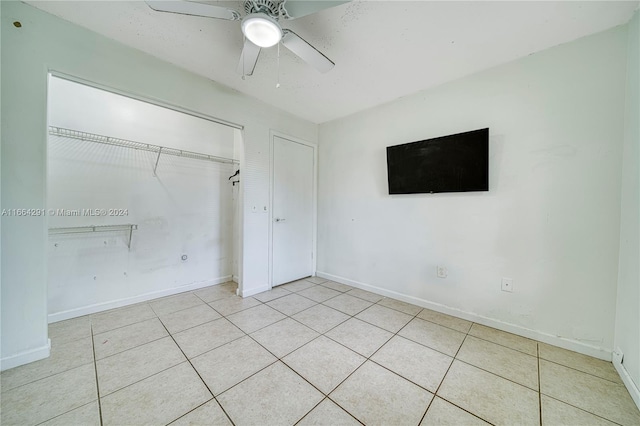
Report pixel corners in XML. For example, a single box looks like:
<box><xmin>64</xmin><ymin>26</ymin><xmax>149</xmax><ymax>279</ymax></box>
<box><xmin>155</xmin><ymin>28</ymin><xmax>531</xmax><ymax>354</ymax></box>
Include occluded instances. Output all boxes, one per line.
<box><xmin>318</xmin><ymin>25</ymin><xmax>628</xmax><ymax>359</ymax></box>
<box><xmin>0</xmin><ymin>1</ymin><xmax>316</xmax><ymax>370</ymax></box>
<box><xmin>47</xmin><ymin>77</ymin><xmax>237</xmax><ymax>320</ymax></box>
<box><xmin>615</xmin><ymin>9</ymin><xmax>640</xmax><ymax>406</ymax></box>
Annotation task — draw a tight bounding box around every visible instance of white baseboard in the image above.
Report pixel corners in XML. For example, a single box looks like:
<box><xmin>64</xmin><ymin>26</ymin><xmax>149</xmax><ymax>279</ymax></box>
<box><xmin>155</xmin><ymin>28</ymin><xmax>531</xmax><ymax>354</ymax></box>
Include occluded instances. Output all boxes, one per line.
<box><xmin>48</xmin><ymin>276</ymin><xmax>232</xmax><ymax>323</ymax></box>
<box><xmin>240</xmin><ymin>284</ymin><xmax>269</xmax><ymax>297</ymax></box>
<box><xmin>232</xmin><ymin>275</ymin><xmax>240</xmax><ymax>283</ymax></box>
<box><xmin>613</xmin><ymin>349</ymin><xmax>640</xmax><ymax>410</ymax></box>
<box><xmin>1</xmin><ymin>339</ymin><xmax>51</xmax><ymax>371</ymax></box>
<box><xmin>317</xmin><ymin>271</ymin><xmax>613</xmax><ymax>361</ymax></box>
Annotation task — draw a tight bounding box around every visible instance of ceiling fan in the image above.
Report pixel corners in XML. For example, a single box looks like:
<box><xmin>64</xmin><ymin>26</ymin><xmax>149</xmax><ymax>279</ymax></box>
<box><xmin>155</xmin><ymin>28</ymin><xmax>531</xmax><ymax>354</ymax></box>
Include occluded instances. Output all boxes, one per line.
<box><xmin>145</xmin><ymin>0</ymin><xmax>348</xmax><ymax>76</ymax></box>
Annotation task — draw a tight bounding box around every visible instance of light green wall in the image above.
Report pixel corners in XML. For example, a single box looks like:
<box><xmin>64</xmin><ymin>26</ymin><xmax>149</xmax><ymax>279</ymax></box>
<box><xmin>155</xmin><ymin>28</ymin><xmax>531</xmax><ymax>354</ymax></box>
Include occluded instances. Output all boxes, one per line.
<box><xmin>318</xmin><ymin>25</ymin><xmax>628</xmax><ymax>358</ymax></box>
<box><xmin>615</xmin><ymin>8</ymin><xmax>640</xmax><ymax>394</ymax></box>
<box><xmin>0</xmin><ymin>1</ymin><xmax>316</xmax><ymax>368</ymax></box>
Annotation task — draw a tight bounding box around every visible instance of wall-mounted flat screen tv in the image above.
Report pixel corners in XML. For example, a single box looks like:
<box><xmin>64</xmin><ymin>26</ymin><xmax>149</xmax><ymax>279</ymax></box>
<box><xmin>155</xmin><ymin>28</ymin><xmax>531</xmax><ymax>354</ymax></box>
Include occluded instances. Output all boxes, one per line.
<box><xmin>386</xmin><ymin>128</ymin><xmax>489</xmax><ymax>194</ymax></box>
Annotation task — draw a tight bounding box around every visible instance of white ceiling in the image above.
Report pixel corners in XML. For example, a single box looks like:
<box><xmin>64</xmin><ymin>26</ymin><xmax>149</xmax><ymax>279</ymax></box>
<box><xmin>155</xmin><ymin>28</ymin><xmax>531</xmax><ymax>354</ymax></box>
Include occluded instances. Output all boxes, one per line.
<box><xmin>26</xmin><ymin>1</ymin><xmax>639</xmax><ymax>123</ymax></box>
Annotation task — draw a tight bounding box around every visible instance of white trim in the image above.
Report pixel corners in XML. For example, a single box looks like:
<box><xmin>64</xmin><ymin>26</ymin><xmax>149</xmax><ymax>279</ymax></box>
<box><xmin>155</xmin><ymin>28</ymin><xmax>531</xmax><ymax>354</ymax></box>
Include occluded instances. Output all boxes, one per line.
<box><xmin>47</xmin><ymin>276</ymin><xmax>231</xmax><ymax>323</ymax></box>
<box><xmin>1</xmin><ymin>339</ymin><xmax>51</xmax><ymax>371</ymax></box>
<box><xmin>268</xmin><ymin>130</ymin><xmax>318</xmax><ymax>290</ymax></box>
<box><xmin>613</xmin><ymin>349</ymin><xmax>640</xmax><ymax>410</ymax></box>
<box><xmin>317</xmin><ymin>271</ymin><xmax>614</xmax><ymax>361</ymax></box>
<box><xmin>240</xmin><ymin>284</ymin><xmax>270</xmax><ymax>297</ymax></box>
<box><xmin>48</xmin><ymin>71</ymin><xmax>243</xmax><ymax>130</ymax></box>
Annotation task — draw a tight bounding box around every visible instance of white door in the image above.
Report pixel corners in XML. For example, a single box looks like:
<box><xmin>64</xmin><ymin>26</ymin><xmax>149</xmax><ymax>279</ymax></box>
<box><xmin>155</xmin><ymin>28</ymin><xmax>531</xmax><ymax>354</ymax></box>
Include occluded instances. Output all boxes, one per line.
<box><xmin>272</xmin><ymin>136</ymin><xmax>314</xmax><ymax>286</ymax></box>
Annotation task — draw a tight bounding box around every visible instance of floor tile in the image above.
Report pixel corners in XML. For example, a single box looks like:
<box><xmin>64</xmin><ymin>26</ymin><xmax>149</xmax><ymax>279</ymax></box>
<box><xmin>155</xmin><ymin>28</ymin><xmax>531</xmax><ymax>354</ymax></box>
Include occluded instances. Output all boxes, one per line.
<box><xmin>208</xmin><ymin>295</ymin><xmax>261</xmax><ymax>316</ymax></box>
<box><xmin>322</xmin><ymin>293</ymin><xmax>372</xmax><ymax>316</ymax></box>
<box><xmin>372</xmin><ymin>336</ymin><xmax>452</xmax><ymax>392</ymax></box>
<box><xmin>346</xmin><ymin>288</ymin><xmax>384</xmax><ymax>303</ymax></box>
<box><xmin>539</xmin><ymin>343</ymin><xmax>622</xmax><ymax>384</ymax></box>
<box><xmin>48</xmin><ymin>316</ymin><xmax>92</xmax><ymax>344</ymax></box>
<box><xmin>377</xmin><ymin>297</ymin><xmax>422</xmax><ymax>316</ymax></box>
<box><xmin>283</xmin><ymin>336</ymin><xmax>366</xmax><ymax>394</ymax></box>
<box><xmin>100</xmin><ymin>362</ymin><xmax>211</xmax><ymax>426</ymax></box>
<box><xmin>541</xmin><ymin>394</ymin><xmax>617</xmax><ymax>426</ymax></box>
<box><xmin>226</xmin><ymin>304</ymin><xmax>286</xmax><ymax>334</ymax></box>
<box><xmin>456</xmin><ymin>335</ymin><xmax>539</xmax><ymax>390</ymax></box>
<box><xmin>326</xmin><ymin>318</ymin><xmax>393</xmax><ymax>358</ymax></box>
<box><xmin>281</xmin><ymin>279</ymin><xmax>317</xmax><ymax>292</ymax></box>
<box><xmin>96</xmin><ymin>336</ymin><xmax>186</xmax><ymax>395</ymax></box>
<box><xmin>93</xmin><ymin>317</ymin><xmax>168</xmax><ymax>359</ymax></box>
<box><xmin>0</xmin><ymin>364</ymin><xmax>97</xmax><ymax>426</ymax></box>
<box><xmin>253</xmin><ymin>286</ymin><xmax>292</xmax><ymax>303</ymax></box>
<box><xmin>91</xmin><ymin>303</ymin><xmax>156</xmax><ymax>335</ymax></box>
<box><xmin>217</xmin><ymin>361</ymin><xmax>323</xmax><ymax>425</ymax></box>
<box><xmin>468</xmin><ymin>323</ymin><xmax>537</xmax><ymax>356</ymax></box>
<box><xmin>101</xmin><ymin>362</ymin><xmax>211</xmax><ymax>426</ymax></box>
<box><xmin>355</xmin><ymin>304</ymin><xmax>413</xmax><ymax>333</ymax></box>
<box><xmin>539</xmin><ymin>359</ymin><xmax>640</xmax><ymax>425</ymax></box>
<box><xmin>421</xmin><ymin>397</ymin><xmax>490</xmax><ymax>426</ymax></box>
<box><xmin>149</xmin><ymin>293</ymin><xmax>205</xmax><ymax>317</ymax></box>
<box><xmin>250</xmin><ymin>318</ymin><xmax>319</xmax><ymax>358</ymax></box>
<box><xmin>330</xmin><ymin>361</ymin><xmax>433</xmax><ymax>426</ymax></box>
<box><xmin>292</xmin><ymin>304</ymin><xmax>350</xmax><ymax>334</ymax></box>
<box><xmin>159</xmin><ymin>304</ymin><xmax>222</xmax><ymax>334</ymax></box>
<box><xmin>40</xmin><ymin>400</ymin><xmax>100</xmax><ymax>426</ymax></box>
<box><xmin>306</xmin><ymin>276</ymin><xmax>328</xmax><ymax>284</ymax></box>
<box><xmin>191</xmin><ymin>335</ymin><xmax>277</xmax><ymax>395</ymax></box>
<box><xmin>267</xmin><ymin>293</ymin><xmax>318</xmax><ymax>316</ymax></box>
<box><xmin>170</xmin><ymin>399</ymin><xmax>232</xmax><ymax>426</ymax></box>
<box><xmin>298</xmin><ymin>398</ymin><xmax>360</xmax><ymax>426</ymax></box>
<box><xmin>298</xmin><ymin>285</ymin><xmax>342</xmax><ymax>303</ymax></box>
<box><xmin>173</xmin><ymin>317</ymin><xmax>244</xmax><ymax>359</ymax></box>
<box><xmin>438</xmin><ymin>360</ymin><xmax>539</xmax><ymax>426</ymax></box>
<box><xmin>193</xmin><ymin>282</ymin><xmax>237</xmax><ymax>303</ymax></box>
<box><xmin>399</xmin><ymin>317</ymin><xmax>466</xmax><ymax>356</ymax></box>
<box><xmin>417</xmin><ymin>309</ymin><xmax>472</xmax><ymax>333</ymax></box>
<box><xmin>1</xmin><ymin>336</ymin><xmax>94</xmax><ymax>392</ymax></box>
<box><xmin>320</xmin><ymin>280</ymin><xmax>353</xmax><ymax>293</ymax></box>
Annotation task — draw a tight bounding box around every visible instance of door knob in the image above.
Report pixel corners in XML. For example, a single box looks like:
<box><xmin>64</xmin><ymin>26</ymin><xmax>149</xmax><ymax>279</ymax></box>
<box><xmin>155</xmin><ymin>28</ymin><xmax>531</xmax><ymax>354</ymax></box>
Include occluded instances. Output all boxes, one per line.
<box><xmin>274</xmin><ymin>218</ymin><xmax>286</xmax><ymax>222</ymax></box>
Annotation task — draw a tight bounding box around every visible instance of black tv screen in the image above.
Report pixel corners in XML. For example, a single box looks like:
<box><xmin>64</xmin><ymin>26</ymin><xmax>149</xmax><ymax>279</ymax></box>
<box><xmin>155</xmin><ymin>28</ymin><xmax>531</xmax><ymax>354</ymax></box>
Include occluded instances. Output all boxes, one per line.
<box><xmin>386</xmin><ymin>128</ymin><xmax>489</xmax><ymax>194</ymax></box>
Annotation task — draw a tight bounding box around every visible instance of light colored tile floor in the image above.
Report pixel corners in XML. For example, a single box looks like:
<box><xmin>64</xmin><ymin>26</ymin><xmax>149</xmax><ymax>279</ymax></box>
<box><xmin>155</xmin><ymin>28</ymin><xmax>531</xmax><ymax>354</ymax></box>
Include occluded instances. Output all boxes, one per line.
<box><xmin>1</xmin><ymin>278</ymin><xmax>639</xmax><ymax>426</ymax></box>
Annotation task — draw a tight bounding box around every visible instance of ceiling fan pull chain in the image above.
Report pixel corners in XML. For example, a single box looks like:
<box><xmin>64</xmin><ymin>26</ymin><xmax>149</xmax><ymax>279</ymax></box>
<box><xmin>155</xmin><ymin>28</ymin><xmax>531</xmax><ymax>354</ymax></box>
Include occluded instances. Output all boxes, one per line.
<box><xmin>276</xmin><ymin>42</ymin><xmax>281</xmax><ymax>88</ymax></box>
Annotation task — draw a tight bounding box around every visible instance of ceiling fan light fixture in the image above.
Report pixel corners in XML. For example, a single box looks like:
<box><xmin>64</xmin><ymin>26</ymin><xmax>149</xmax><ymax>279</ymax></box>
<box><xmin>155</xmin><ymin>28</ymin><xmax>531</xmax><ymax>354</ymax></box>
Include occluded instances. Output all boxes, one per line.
<box><xmin>241</xmin><ymin>13</ymin><xmax>282</xmax><ymax>48</ymax></box>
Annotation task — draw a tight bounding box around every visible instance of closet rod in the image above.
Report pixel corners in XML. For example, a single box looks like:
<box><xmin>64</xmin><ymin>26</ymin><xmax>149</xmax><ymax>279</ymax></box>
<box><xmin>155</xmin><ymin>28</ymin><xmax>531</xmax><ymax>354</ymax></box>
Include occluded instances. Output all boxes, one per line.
<box><xmin>49</xmin><ymin>126</ymin><xmax>239</xmax><ymax>165</ymax></box>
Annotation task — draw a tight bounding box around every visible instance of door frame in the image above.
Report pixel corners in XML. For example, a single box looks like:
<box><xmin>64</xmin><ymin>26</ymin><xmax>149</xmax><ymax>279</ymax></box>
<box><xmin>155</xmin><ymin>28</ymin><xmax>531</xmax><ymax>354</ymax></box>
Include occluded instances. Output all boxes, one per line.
<box><xmin>268</xmin><ymin>130</ymin><xmax>318</xmax><ymax>289</ymax></box>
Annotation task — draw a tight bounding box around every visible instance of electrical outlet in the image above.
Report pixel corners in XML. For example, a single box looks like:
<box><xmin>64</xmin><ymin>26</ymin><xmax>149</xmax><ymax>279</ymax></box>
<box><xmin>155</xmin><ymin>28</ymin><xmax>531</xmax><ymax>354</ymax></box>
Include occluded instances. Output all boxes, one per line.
<box><xmin>437</xmin><ymin>265</ymin><xmax>447</xmax><ymax>278</ymax></box>
<box><xmin>501</xmin><ymin>277</ymin><xmax>513</xmax><ymax>292</ymax></box>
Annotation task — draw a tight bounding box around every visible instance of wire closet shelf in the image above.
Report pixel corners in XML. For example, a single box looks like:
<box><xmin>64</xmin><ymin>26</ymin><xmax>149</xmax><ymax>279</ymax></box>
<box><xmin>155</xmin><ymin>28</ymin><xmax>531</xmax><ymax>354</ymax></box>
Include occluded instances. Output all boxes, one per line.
<box><xmin>48</xmin><ymin>126</ymin><xmax>239</xmax><ymax>174</ymax></box>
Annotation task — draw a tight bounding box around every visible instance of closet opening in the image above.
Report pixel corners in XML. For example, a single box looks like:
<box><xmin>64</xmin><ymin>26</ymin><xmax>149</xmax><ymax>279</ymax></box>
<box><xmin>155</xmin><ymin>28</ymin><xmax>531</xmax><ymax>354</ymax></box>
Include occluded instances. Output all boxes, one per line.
<box><xmin>46</xmin><ymin>74</ymin><xmax>243</xmax><ymax>322</ymax></box>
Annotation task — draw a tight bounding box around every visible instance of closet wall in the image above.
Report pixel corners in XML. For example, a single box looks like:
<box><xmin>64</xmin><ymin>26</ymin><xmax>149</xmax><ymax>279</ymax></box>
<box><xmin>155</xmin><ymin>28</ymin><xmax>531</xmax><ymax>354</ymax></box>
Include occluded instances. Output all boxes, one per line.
<box><xmin>47</xmin><ymin>76</ymin><xmax>239</xmax><ymax>321</ymax></box>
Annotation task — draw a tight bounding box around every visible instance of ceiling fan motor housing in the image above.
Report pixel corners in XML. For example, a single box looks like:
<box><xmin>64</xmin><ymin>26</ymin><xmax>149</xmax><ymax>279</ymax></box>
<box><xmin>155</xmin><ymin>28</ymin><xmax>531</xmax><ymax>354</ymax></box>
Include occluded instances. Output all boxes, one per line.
<box><xmin>244</xmin><ymin>0</ymin><xmax>280</xmax><ymax>18</ymax></box>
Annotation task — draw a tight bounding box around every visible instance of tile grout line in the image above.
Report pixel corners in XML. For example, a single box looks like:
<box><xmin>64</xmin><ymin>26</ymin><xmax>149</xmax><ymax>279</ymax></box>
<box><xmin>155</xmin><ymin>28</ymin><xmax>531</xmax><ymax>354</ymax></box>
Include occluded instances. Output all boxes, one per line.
<box><xmin>90</xmin><ymin>324</ymin><xmax>105</xmax><ymax>426</ymax></box>
<box><xmin>428</xmin><ymin>326</ymin><xmax>498</xmax><ymax>426</ymax></box>
<box><xmin>156</xmin><ymin>320</ymin><xmax>237</xmax><ymax>426</ymax></box>
<box><xmin>538</xmin><ymin>343</ymin><xmax>542</xmax><ymax>426</ymax></box>
<box><xmin>320</xmin><ymin>303</ymin><xmax>425</xmax><ymax>423</ymax></box>
<box><xmin>539</xmin><ymin>393</ymin><xmax>627</xmax><ymax>426</ymax></box>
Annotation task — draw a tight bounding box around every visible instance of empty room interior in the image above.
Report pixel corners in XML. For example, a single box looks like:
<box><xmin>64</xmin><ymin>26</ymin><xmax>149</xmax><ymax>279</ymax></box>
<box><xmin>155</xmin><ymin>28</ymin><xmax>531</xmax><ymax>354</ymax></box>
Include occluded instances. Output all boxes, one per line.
<box><xmin>1</xmin><ymin>0</ymin><xmax>639</xmax><ymax>425</ymax></box>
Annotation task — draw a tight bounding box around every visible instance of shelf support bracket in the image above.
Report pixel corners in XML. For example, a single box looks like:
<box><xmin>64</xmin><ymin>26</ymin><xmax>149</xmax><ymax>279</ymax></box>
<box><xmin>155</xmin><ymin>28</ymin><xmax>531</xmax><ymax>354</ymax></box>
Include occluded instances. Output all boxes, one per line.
<box><xmin>153</xmin><ymin>147</ymin><xmax>162</xmax><ymax>176</ymax></box>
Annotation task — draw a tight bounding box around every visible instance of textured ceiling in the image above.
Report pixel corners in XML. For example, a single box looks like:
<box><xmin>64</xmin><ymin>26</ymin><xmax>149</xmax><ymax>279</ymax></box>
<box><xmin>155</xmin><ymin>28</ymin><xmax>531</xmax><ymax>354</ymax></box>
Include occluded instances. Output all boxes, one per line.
<box><xmin>26</xmin><ymin>1</ymin><xmax>639</xmax><ymax>123</ymax></box>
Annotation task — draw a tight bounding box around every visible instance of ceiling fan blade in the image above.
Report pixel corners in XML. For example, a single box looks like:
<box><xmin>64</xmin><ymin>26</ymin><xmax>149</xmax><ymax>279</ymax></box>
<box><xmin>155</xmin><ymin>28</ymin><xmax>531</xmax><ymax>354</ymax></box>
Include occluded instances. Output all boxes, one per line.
<box><xmin>281</xmin><ymin>30</ymin><xmax>334</xmax><ymax>73</ymax></box>
<box><xmin>145</xmin><ymin>1</ymin><xmax>240</xmax><ymax>21</ymax></box>
<box><xmin>237</xmin><ymin>39</ymin><xmax>261</xmax><ymax>76</ymax></box>
<box><xmin>279</xmin><ymin>0</ymin><xmax>350</xmax><ymax>20</ymax></box>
